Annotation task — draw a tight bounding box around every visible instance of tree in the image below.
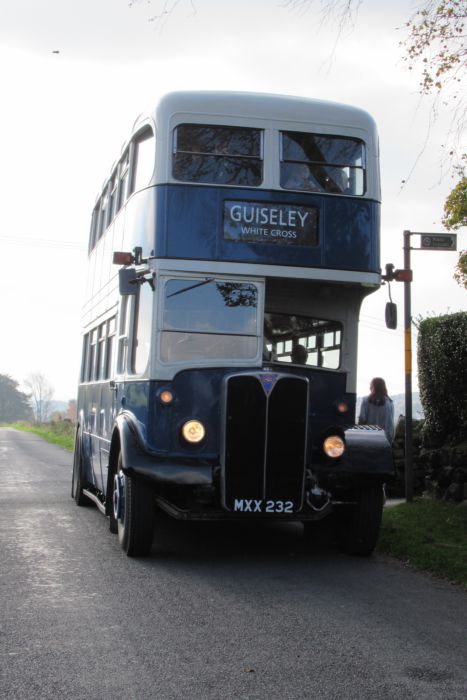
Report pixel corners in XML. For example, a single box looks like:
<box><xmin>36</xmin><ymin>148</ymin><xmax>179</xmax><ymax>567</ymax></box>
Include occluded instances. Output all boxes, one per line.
<box><xmin>284</xmin><ymin>0</ymin><xmax>466</xmax><ymax>276</ymax></box>
<box><xmin>67</xmin><ymin>399</ymin><xmax>77</xmax><ymax>421</ymax></box>
<box><xmin>442</xmin><ymin>173</ymin><xmax>467</xmax><ymax>288</ymax></box>
<box><xmin>282</xmin><ymin>1</ymin><xmax>466</xmax><ymax>103</ymax></box>
<box><xmin>402</xmin><ymin>1</ymin><xmax>466</xmax><ymax>99</ymax></box>
<box><xmin>0</xmin><ymin>374</ymin><xmax>33</xmax><ymax>422</ymax></box>
<box><xmin>24</xmin><ymin>372</ymin><xmax>54</xmax><ymax>423</ymax></box>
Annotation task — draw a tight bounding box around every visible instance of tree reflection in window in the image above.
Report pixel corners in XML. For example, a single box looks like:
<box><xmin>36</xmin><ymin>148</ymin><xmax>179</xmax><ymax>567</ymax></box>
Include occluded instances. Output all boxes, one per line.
<box><xmin>216</xmin><ymin>282</ymin><xmax>257</xmax><ymax>308</ymax></box>
<box><xmin>173</xmin><ymin>125</ymin><xmax>263</xmax><ymax>186</ymax></box>
<box><xmin>161</xmin><ymin>279</ymin><xmax>259</xmax><ymax>363</ymax></box>
<box><xmin>164</xmin><ymin>279</ymin><xmax>258</xmax><ymax>335</ymax></box>
<box><xmin>281</xmin><ymin>131</ymin><xmax>365</xmax><ymax>196</ymax></box>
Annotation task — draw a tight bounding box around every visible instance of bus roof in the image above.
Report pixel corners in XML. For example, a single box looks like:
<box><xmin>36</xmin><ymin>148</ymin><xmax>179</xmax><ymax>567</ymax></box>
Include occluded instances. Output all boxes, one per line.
<box><xmin>133</xmin><ymin>90</ymin><xmax>378</xmax><ymax>138</ymax></box>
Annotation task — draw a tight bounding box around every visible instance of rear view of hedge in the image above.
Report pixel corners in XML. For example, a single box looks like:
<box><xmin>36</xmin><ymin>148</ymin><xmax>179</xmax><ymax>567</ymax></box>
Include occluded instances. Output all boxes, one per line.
<box><xmin>417</xmin><ymin>312</ymin><xmax>467</xmax><ymax>444</ymax></box>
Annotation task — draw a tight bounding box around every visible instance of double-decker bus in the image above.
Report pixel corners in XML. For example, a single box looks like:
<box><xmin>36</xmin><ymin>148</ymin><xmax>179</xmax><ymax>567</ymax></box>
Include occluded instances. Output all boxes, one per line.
<box><xmin>72</xmin><ymin>91</ymin><xmax>394</xmax><ymax>557</ymax></box>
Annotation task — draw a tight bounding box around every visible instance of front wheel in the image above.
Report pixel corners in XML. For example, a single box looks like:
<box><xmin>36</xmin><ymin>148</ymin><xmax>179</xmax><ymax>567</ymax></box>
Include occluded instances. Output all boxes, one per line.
<box><xmin>113</xmin><ymin>454</ymin><xmax>155</xmax><ymax>557</ymax></box>
<box><xmin>335</xmin><ymin>486</ymin><xmax>384</xmax><ymax>556</ymax></box>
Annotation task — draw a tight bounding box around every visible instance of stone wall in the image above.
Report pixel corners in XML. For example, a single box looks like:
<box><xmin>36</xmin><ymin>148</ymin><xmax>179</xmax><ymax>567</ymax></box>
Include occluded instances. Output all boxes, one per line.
<box><xmin>388</xmin><ymin>417</ymin><xmax>467</xmax><ymax>502</ymax></box>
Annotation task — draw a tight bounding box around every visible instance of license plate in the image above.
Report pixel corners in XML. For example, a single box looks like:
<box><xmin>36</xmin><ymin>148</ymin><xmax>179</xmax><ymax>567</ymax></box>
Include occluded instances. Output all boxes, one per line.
<box><xmin>233</xmin><ymin>498</ymin><xmax>295</xmax><ymax>514</ymax></box>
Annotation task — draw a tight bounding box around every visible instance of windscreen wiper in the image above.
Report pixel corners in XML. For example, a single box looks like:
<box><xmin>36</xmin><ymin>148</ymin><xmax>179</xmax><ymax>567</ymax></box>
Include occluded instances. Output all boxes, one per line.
<box><xmin>166</xmin><ymin>277</ymin><xmax>215</xmax><ymax>299</ymax></box>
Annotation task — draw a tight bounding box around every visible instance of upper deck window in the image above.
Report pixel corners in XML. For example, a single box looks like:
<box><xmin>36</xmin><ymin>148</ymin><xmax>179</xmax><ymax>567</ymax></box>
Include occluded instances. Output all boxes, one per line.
<box><xmin>117</xmin><ymin>150</ymin><xmax>130</xmax><ymax>212</ymax></box>
<box><xmin>130</xmin><ymin>127</ymin><xmax>155</xmax><ymax>194</ymax></box>
<box><xmin>172</xmin><ymin>124</ymin><xmax>263</xmax><ymax>186</ymax></box>
<box><xmin>280</xmin><ymin>132</ymin><xmax>365</xmax><ymax>196</ymax></box>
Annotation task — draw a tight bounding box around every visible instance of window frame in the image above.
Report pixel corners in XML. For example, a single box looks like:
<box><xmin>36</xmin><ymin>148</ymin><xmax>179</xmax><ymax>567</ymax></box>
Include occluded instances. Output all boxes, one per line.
<box><xmin>172</xmin><ymin>123</ymin><xmax>264</xmax><ymax>187</ymax></box>
<box><xmin>80</xmin><ymin>315</ymin><xmax>118</xmax><ymax>384</ymax></box>
<box><xmin>264</xmin><ymin>312</ymin><xmax>343</xmax><ymax>370</ymax></box>
<box><xmin>279</xmin><ymin>130</ymin><xmax>366</xmax><ymax>196</ymax></box>
<box><xmin>129</xmin><ymin>126</ymin><xmax>156</xmax><ymax>196</ymax></box>
<box><xmin>158</xmin><ymin>274</ymin><xmax>264</xmax><ymax>366</ymax></box>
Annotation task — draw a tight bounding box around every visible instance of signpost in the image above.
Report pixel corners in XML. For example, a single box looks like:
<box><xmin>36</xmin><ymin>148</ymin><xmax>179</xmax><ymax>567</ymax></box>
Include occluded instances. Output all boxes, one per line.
<box><xmin>384</xmin><ymin>230</ymin><xmax>457</xmax><ymax>502</ymax></box>
<box><xmin>419</xmin><ymin>233</ymin><xmax>457</xmax><ymax>250</ymax></box>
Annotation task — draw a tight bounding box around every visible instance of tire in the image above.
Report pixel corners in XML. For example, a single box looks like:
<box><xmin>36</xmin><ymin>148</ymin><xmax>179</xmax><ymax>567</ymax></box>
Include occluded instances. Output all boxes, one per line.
<box><xmin>108</xmin><ymin>489</ymin><xmax>118</xmax><ymax>534</ymax></box>
<box><xmin>336</xmin><ymin>486</ymin><xmax>384</xmax><ymax>556</ymax></box>
<box><xmin>113</xmin><ymin>454</ymin><xmax>155</xmax><ymax>557</ymax></box>
<box><xmin>72</xmin><ymin>431</ymin><xmax>89</xmax><ymax>507</ymax></box>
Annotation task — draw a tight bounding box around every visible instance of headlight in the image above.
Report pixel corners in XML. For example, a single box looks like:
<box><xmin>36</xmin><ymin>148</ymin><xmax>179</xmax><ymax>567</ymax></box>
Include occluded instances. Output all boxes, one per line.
<box><xmin>323</xmin><ymin>435</ymin><xmax>345</xmax><ymax>458</ymax></box>
<box><xmin>181</xmin><ymin>420</ymin><xmax>205</xmax><ymax>444</ymax></box>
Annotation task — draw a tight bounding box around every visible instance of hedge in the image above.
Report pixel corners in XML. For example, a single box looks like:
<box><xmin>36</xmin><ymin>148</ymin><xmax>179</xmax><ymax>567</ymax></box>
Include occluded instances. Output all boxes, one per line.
<box><xmin>417</xmin><ymin>311</ymin><xmax>467</xmax><ymax>444</ymax></box>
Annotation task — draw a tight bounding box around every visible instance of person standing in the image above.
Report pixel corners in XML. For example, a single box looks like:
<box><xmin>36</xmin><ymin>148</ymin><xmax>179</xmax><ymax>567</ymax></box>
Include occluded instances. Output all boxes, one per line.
<box><xmin>358</xmin><ymin>377</ymin><xmax>395</xmax><ymax>442</ymax></box>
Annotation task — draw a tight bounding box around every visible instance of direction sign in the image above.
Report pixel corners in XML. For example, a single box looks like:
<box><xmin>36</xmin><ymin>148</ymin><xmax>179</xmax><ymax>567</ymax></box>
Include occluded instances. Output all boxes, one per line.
<box><xmin>419</xmin><ymin>233</ymin><xmax>457</xmax><ymax>250</ymax></box>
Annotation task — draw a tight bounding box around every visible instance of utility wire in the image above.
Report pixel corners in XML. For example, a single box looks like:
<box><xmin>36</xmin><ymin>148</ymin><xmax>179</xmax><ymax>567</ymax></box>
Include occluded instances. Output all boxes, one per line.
<box><xmin>0</xmin><ymin>235</ymin><xmax>86</xmax><ymax>250</ymax></box>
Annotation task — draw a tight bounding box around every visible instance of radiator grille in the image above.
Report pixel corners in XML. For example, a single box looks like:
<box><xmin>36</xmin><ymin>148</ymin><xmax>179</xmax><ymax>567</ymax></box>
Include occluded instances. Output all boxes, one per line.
<box><xmin>223</xmin><ymin>374</ymin><xmax>308</xmax><ymax>513</ymax></box>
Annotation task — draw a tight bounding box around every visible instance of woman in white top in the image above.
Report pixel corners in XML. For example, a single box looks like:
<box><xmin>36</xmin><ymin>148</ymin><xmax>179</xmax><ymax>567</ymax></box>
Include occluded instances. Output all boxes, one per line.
<box><xmin>358</xmin><ymin>377</ymin><xmax>394</xmax><ymax>443</ymax></box>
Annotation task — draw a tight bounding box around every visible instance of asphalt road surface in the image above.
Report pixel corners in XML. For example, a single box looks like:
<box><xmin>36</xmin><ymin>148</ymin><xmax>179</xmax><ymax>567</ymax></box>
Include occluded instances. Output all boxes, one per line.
<box><xmin>1</xmin><ymin>427</ymin><xmax>467</xmax><ymax>700</ymax></box>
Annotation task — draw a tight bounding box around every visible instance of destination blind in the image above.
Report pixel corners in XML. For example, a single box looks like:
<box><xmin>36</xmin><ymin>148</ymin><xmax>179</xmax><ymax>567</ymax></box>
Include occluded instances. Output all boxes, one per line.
<box><xmin>223</xmin><ymin>200</ymin><xmax>319</xmax><ymax>247</ymax></box>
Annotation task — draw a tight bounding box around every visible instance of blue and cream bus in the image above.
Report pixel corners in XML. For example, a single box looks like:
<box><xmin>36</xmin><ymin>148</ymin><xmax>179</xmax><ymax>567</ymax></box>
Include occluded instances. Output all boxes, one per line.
<box><xmin>72</xmin><ymin>91</ymin><xmax>394</xmax><ymax>557</ymax></box>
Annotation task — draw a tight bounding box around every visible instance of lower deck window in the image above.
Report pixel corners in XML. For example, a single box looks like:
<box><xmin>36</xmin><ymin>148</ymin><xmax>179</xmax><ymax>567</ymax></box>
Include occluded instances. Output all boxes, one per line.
<box><xmin>81</xmin><ymin>316</ymin><xmax>117</xmax><ymax>382</ymax></box>
<box><xmin>264</xmin><ymin>312</ymin><xmax>342</xmax><ymax>369</ymax></box>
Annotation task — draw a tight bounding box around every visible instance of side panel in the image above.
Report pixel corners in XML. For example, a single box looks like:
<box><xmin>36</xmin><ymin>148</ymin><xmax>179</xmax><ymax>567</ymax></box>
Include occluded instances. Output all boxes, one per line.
<box><xmin>77</xmin><ymin>382</ymin><xmax>114</xmax><ymax>493</ymax></box>
<box><xmin>152</xmin><ymin>185</ymin><xmax>380</xmax><ymax>273</ymax></box>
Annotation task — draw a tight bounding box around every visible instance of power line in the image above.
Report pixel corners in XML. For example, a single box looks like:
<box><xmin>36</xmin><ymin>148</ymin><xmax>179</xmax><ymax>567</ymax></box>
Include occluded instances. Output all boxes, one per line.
<box><xmin>0</xmin><ymin>235</ymin><xmax>86</xmax><ymax>250</ymax></box>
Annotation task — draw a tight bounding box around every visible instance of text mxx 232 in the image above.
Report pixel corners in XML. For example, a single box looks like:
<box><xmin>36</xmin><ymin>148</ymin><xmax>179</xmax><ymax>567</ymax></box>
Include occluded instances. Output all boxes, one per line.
<box><xmin>233</xmin><ymin>499</ymin><xmax>294</xmax><ymax>513</ymax></box>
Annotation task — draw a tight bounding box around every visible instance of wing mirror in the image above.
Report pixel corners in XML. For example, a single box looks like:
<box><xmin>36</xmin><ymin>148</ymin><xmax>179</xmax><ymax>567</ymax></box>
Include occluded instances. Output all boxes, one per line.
<box><xmin>385</xmin><ymin>302</ymin><xmax>397</xmax><ymax>329</ymax></box>
<box><xmin>118</xmin><ymin>268</ymin><xmax>138</xmax><ymax>296</ymax></box>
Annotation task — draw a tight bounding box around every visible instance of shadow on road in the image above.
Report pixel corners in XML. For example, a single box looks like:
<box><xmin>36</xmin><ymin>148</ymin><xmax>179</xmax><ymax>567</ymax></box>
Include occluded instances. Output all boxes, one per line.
<box><xmin>147</xmin><ymin>511</ymin><xmax>343</xmax><ymax>564</ymax></box>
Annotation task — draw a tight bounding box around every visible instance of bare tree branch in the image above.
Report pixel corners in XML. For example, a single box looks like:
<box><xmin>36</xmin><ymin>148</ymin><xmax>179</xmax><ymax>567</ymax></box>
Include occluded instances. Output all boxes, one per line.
<box><xmin>24</xmin><ymin>372</ymin><xmax>54</xmax><ymax>424</ymax></box>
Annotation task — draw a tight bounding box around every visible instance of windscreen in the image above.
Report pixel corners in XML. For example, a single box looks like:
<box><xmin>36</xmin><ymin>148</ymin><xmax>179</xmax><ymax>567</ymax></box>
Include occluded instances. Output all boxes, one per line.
<box><xmin>161</xmin><ymin>278</ymin><xmax>259</xmax><ymax>362</ymax></box>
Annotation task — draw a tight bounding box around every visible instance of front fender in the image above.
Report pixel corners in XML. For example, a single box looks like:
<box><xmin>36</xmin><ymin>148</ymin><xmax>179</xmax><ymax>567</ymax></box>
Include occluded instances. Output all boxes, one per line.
<box><xmin>339</xmin><ymin>425</ymin><xmax>394</xmax><ymax>477</ymax></box>
<box><xmin>317</xmin><ymin>425</ymin><xmax>394</xmax><ymax>482</ymax></box>
<box><xmin>114</xmin><ymin>411</ymin><xmax>214</xmax><ymax>488</ymax></box>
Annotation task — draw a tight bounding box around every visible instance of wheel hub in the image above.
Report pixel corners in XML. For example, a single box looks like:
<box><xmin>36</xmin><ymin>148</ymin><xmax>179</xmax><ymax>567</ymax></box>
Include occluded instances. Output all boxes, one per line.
<box><xmin>113</xmin><ymin>472</ymin><xmax>125</xmax><ymax>522</ymax></box>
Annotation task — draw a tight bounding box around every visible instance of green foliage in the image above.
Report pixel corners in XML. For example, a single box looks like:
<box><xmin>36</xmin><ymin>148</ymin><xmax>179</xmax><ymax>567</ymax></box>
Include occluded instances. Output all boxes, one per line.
<box><xmin>443</xmin><ymin>174</ymin><xmax>467</xmax><ymax>288</ymax></box>
<box><xmin>417</xmin><ymin>312</ymin><xmax>467</xmax><ymax>443</ymax></box>
<box><xmin>443</xmin><ymin>174</ymin><xmax>467</xmax><ymax>230</ymax></box>
<box><xmin>0</xmin><ymin>374</ymin><xmax>33</xmax><ymax>422</ymax></box>
<box><xmin>402</xmin><ymin>0</ymin><xmax>466</xmax><ymax>97</ymax></box>
<box><xmin>12</xmin><ymin>420</ymin><xmax>75</xmax><ymax>451</ymax></box>
<box><xmin>454</xmin><ymin>250</ymin><xmax>467</xmax><ymax>288</ymax></box>
<box><xmin>379</xmin><ymin>499</ymin><xmax>467</xmax><ymax>589</ymax></box>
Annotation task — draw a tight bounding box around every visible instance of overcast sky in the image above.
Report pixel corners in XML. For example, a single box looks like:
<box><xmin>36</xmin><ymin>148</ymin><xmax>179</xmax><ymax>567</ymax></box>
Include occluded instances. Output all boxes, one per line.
<box><xmin>0</xmin><ymin>0</ymin><xmax>465</xmax><ymax>402</ymax></box>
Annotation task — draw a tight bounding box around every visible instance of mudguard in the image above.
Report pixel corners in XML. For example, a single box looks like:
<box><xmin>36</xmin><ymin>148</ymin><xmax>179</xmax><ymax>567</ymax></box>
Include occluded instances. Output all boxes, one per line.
<box><xmin>318</xmin><ymin>425</ymin><xmax>395</xmax><ymax>481</ymax></box>
<box><xmin>76</xmin><ymin>410</ymin><xmax>93</xmax><ymax>483</ymax></box>
<box><xmin>115</xmin><ymin>412</ymin><xmax>214</xmax><ymax>487</ymax></box>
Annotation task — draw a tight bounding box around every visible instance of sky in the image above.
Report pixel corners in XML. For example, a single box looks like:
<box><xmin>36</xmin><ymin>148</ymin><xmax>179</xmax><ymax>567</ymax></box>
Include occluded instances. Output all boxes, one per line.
<box><xmin>0</xmin><ymin>0</ymin><xmax>465</xmax><ymax>403</ymax></box>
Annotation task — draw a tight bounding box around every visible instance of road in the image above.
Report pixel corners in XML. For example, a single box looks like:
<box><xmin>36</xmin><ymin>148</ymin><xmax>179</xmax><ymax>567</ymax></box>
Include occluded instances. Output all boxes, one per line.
<box><xmin>1</xmin><ymin>427</ymin><xmax>466</xmax><ymax>700</ymax></box>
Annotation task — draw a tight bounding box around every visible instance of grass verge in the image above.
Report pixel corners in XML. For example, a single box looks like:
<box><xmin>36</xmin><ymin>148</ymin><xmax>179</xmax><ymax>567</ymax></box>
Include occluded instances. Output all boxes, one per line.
<box><xmin>378</xmin><ymin>498</ymin><xmax>467</xmax><ymax>589</ymax></box>
<box><xmin>10</xmin><ymin>421</ymin><xmax>75</xmax><ymax>452</ymax></box>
